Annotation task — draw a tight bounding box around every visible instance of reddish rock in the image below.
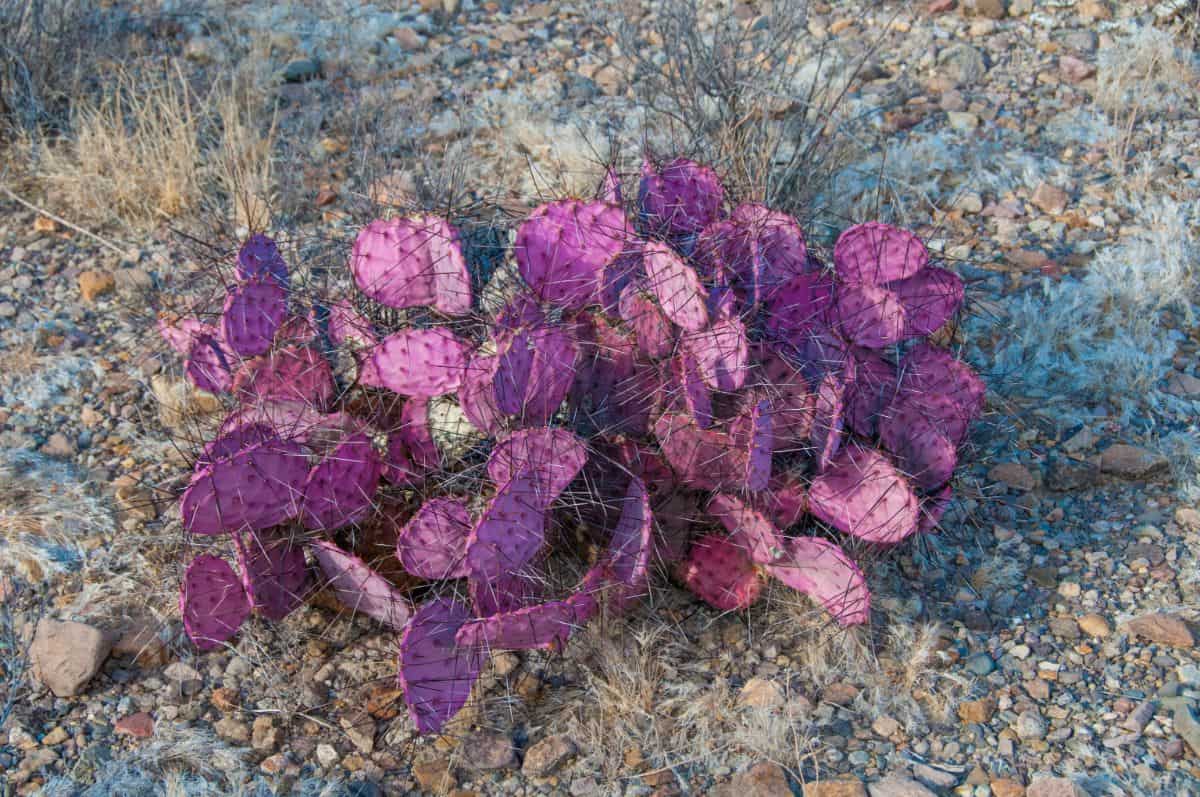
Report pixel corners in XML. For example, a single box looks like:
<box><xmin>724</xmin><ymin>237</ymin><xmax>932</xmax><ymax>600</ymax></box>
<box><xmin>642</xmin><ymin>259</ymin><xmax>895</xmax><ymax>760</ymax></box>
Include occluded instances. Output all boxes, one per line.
<box><xmin>1031</xmin><ymin>182</ymin><xmax>1069</xmax><ymax>215</ymax></box>
<box><xmin>115</xmin><ymin>712</ymin><xmax>155</xmax><ymax>739</ymax></box>
<box><xmin>1123</xmin><ymin>612</ymin><xmax>1194</xmax><ymax>648</ymax></box>
<box><xmin>1059</xmin><ymin>55</ymin><xmax>1096</xmax><ymax>83</ymax></box>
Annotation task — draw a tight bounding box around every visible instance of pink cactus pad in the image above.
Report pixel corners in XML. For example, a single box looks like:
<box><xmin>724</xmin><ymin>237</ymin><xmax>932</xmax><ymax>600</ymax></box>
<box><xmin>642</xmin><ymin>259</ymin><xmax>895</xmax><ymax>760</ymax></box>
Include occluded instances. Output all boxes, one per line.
<box><xmin>844</xmin><ymin>348</ymin><xmax>898</xmax><ymax>438</ymax></box>
<box><xmin>516</xmin><ymin>325</ymin><xmax>578</xmax><ymax>424</ymax></box>
<box><xmin>494</xmin><ymin>330</ymin><xmax>535</xmax><ymax>415</ymax></box>
<box><xmin>754</xmin><ymin>346</ymin><xmax>816</xmax><ymax>452</ymax></box>
<box><xmin>808</xmin><ymin>445</ymin><xmax>919</xmax><ymax>544</ymax></box>
<box><xmin>495</xmin><ymin>291</ymin><xmax>546</xmax><ymax>331</ymax></box>
<box><xmin>654</xmin><ymin>412</ymin><xmax>746</xmax><ymax>491</ymax></box>
<box><xmin>515</xmin><ymin>199</ymin><xmax>629</xmax><ymax>309</ymax></box>
<box><xmin>833</xmin><ymin>222</ymin><xmax>927</xmax><ymax>285</ymax></box>
<box><xmin>159</xmin><ymin>316</ymin><xmax>213</xmax><ymax>355</ymax></box>
<box><xmin>764</xmin><ymin>472</ymin><xmax>808</xmax><ymax>529</ymax></box>
<box><xmin>918</xmin><ymin>484</ymin><xmax>953</xmax><ymax>533</ymax></box>
<box><xmin>186</xmin><ymin>334</ymin><xmax>233</xmax><ymax>394</ymax></box>
<box><xmin>765</xmin><ymin>537</ymin><xmax>870</xmax><ymax>626</ymax></box>
<box><xmin>384</xmin><ymin>433</ymin><xmax>419</xmax><ymax>485</ymax></box>
<box><xmin>180</xmin><ymin>554</ymin><xmax>251</xmax><ymax>650</ymax></box>
<box><xmin>707</xmin><ymin>493</ymin><xmax>784</xmax><ymax>566</ymax></box>
<box><xmin>471</xmin><ymin>569</ymin><xmax>545</xmax><ymax>616</ymax></box>
<box><xmin>464</xmin><ymin>472</ymin><xmax>547</xmax><ymax>580</ymax></box>
<box><xmin>455</xmin><ymin>598</ymin><xmax>585</xmax><ymax>652</ymax></box>
<box><xmin>350</xmin><ymin>216</ymin><xmax>472</xmax><ymax>314</ymax></box>
<box><xmin>878</xmin><ymin>397</ymin><xmax>958</xmax><ymax>490</ymax></box>
<box><xmin>300</xmin><ymin>433</ymin><xmax>384</xmax><ymax>531</ymax></box>
<box><xmin>891</xmin><ymin>266</ymin><xmax>964</xmax><ymax>337</ymax></box>
<box><xmin>222</xmin><ymin>277</ymin><xmax>288</xmax><ymax>358</ymax></box>
<box><xmin>458</xmin><ymin>351</ymin><xmax>505</xmax><ymax>434</ymax></box>
<box><xmin>697</xmin><ymin>204</ymin><xmax>808</xmax><ymax>304</ymax></box>
<box><xmin>683</xmin><ymin>316</ymin><xmax>748</xmax><ymax>392</ymax></box>
<box><xmin>180</xmin><ymin>438</ymin><xmax>308</xmax><ymax>535</ymax></box>
<box><xmin>400</xmin><ymin>399</ymin><xmax>440</xmax><ymax>471</ymax></box>
<box><xmin>763</xmin><ymin>271</ymin><xmax>835</xmax><ymax>347</ymax></box>
<box><xmin>309</xmin><ymin>540</ymin><xmax>413</xmax><ymax>628</ymax></box>
<box><xmin>326</xmin><ymin>300</ymin><xmax>377</xmax><ymax>349</ymax></box>
<box><xmin>618</xmin><ymin>282</ymin><xmax>675</xmax><ymax>359</ymax></box>
<box><xmin>237</xmin><ymin>234</ymin><xmax>289</xmax><ymax>285</ymax></box>
<box><xmin>233</xmin><ymin>345</ymin><xmax>335</xmax><ymax>408</ymax></box>
<box><xmin>396</xmin><ymin>498</ymin><xmax>472</xmax><ymax>580</ymax></box>
<box><xmin>638</xmin><ymin>157</ymin><xmax>725</xmax><ymax>239</ymax></box>
<box><xmin>741</xmin><ymin>397</ymin><xmax>774</xmax><ymax>491</ymax></box>
<box><xmin>236</xmin><ymin>532</ymin><xmax>310</xmax><ymax>621</ymax></box>
<box><xmin>359</xmin><ymin>327</ymin><xmax>468</xmax><ymax>398</ymax></box>
<box><xmin>219</xmin><ymin>401</ymin><xmax>357</xmax><ymax>448</ymax></box>
<box><xmin>810</xmin><ymin>373</ymin><xmax>846</xmax><ymax>472</ymax></box>
<box><xmin>604</xmin><ymin>476</ymin><xmax>652</xmax><ymax>610</ymax></box>
<box><xmin>670</xmin><ymin>350</ymin><xmax>714</xmax><ymax>429</ymax></box>
<box><xmin>678</xmin><ymin>534</ymin><xmax>762</xmax><ymax>612</ymax></box>
<box><xmin>642</xmin><ymin>241</ymin><xmax>709</xmax><ymax>332</ymax></box>
<box><xmin>397</xmin><ymin>598</ymin><xmax>485</xmax><ymax>734</ymax></box>
<box><xmin>835</xmin><ymin>282</ymin><xmax>907</xmax><ymax>349</ymax></box>
<box><xmin>487</xmin><ymin>428</ymin><xmax>587</xmax><ymax>509</ymax></box>
<box><xmin>198</xmin><ymin>422</ymin><xmax>277</xmax><ymax>469</ymax></box>
<box><xmin>896</xmin><ymin>343</ymin><xmax>985</xmax><ymax>426</ymax></box>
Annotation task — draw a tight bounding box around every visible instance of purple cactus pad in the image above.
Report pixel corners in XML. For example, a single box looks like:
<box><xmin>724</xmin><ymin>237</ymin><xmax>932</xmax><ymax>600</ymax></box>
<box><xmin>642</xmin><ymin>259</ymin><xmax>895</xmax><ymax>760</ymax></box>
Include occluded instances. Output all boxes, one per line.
<box><xmin>638</xmin><ymin>157</ymin><xmax>725</xmax><ymax>240</ymax></box>
<box><xmin>834</xmin><ymin>282</ymin><xmax>907</xmax><ymax>349</ymax></box>
<box><xmin>159</xmin><ymin>316</ymin><xmax>213</xmax><ymax>355</ymax></box>
<box><xmin>487</xmin><ymin>428</ymin><xmax>587</xmax><ymax>509</ymax></box>
<box><xmin>300</xmin><ymin>433</ymin><xmax>384</xmax><ymax>531</ymax></box>
<box><xmin>515</xmin><ymin>199</ymin><xmax>629</xmax><ymax>309</ymax></box>
<box><xmin>810</xmin><ymin>373</ymin><xmax>846</xmax><ymax>472</ymax></box>
<box><xmin>455</xmin><ymin>598</ymin><xmax>586</xmax><ymax>652</ymax></box>
<box><xmin>396</xmin><ymin>498</ymin><xmax>472</xmax><ymax>580</ymax></box>
<box><xmin>185</xmin><ymin>334</ymin><xmax>233</xmax><ymax>394</ymax></box>
<box><xmin>180</xmin><ymin>554</ymin><xmax>251</xmax><ymax>650</ymax></box>
<box><xmin>237</xmin><ymin>234</ymin><xmax>289</xmax><ymax>285</ymax></box>
<box><xmin>464</xmin><ymin>472</ymin><xmax>547</xmax><ymax>580</ymax></box>
<box><xmin>397</xmin><ymin>598</ymin><xmax>485</xmax><ymax>734</ymax></box>
<box><xmin>470</xmin><ymin>569</ymin><xmax>546</xmax><ymax>616</ymax></box>
<box><xmin>350</xmin><ymin>216</ymin><xmax>472</xmax><ymax>314</ymax></box>
<box><xmin>891</xmin><ymin>266</ymin><xmax>964</xmax><ymax>337</ymax></box>
<box><xmin>236</xmin><ymin>532</ymin><xmax>311</xmax><ymax>621</ymax></box>
<box><xmin>618</xmin><ymin>282</ymin><xmax>676</xmax><ymax>359</ymax></box>
<box><xmin>765</xmin><ymin>536</ymin><xmax>870</xmax><ymax>626</ymax></box>
<box><xmin>834</xmin><ymin>222</ymin><xmax>928</xmax><ymax>285</ymax></box>
<box><xmin>808</xmin><ymin>445</ymin><xmax>919</xmax><ymax>544</ymax></box>
<box><xmin>359</xmin><ymin>327</ymin><xmax>469</xmax><ymax>398</ymax></box>
<box><xmin>180</xmin><ymin>437</ymin><xmax>308</xmax><ymax>535</ymax></box>
<box><xmin>707</xmin><ymin>493</ymin><xmax>784</xmax><ymax>566</ymax></box>
<box><xmin>642</xmin><ymin>241</ymin><xmax>709</xmax><ymax>332</ymax></box>
<box><xmin>310</xmin><ymin>540</ymin><xmax>413</xmax><ymax>629</ymax></box>
<box><xmin>222</xmin><ymin>277</ymin><xmax>288</xmax><ymax>358</ymax></box>
<box><xmin>677</xmin><ymin>534</ymin><xmax>761</xmax><ymax>612</ymax></box>
<box><xmin>683</xmin><ymin>316</ymin><xmax>749</xmax><ymax>392</ymax></box>
<box><xmin>233</xmin><ymin>345</ymin><xmax>335</xmax><ymax>409</ymax></box>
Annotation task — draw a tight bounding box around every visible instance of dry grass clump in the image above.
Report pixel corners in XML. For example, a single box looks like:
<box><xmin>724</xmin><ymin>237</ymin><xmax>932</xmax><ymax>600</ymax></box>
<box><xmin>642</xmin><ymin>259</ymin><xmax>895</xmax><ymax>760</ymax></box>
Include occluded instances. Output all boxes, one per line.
<box><xmin>31</xmin><ymin>58</ymin><xmax>277</xmax><ymax>232</ymax></box>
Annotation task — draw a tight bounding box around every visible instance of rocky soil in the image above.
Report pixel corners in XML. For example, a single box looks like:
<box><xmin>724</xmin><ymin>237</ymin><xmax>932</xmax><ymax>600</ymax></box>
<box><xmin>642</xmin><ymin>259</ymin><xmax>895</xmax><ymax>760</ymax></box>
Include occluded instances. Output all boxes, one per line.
<box><xmin>2</xmin><ymin>0</ymin><xmax>1200</xmax><ymax>795</ymax></box>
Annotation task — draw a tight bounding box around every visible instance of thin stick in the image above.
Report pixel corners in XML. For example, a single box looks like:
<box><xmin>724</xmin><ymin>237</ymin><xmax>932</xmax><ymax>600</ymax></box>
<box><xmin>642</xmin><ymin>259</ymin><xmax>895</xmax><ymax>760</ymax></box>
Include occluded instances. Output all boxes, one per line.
<box><xmin>0</xmin><ymin>184</ymin><xmax>131</xmax><ymax>257</ymax></box>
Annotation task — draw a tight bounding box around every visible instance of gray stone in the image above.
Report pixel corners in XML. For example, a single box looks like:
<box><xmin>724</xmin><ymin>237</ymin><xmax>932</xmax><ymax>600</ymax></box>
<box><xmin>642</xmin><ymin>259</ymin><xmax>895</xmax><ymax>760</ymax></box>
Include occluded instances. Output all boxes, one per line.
<box><xmin>30</xmin><ymin>619</ymin><xmax>112</xmax><ymax>697</ymax></box>
<box><xmin>282</xmin><ymin>58</ymin><xmax>322</xmax><ymax>83</ymax></box>
<box><xmin>965</xmin><ymin>653</ymin><xmax>996</xmax><ymax>676</ymax></box>
<box><xmin>937</xmin><ymin>44</ymin><xmax>988</xmax><ymax>86</ymax></box>
<box><xmin>462</xmin><ymin>730</ymin><xmax>516</xmax><ymax>770</ymax></box>
<box><xmin>1175</xmin><ymin>703</ymin><xmax>1200</xmax><ymax>755</ymax></box>
<box><xmin>1017</xmin><ymin>709</ymin><xmax>1047</xmax><ymax>740</ymax></box>
<box><xmin>868</xmin><ymin>776</ymin><xmax>937</xmax><ymax>797</ymax></box>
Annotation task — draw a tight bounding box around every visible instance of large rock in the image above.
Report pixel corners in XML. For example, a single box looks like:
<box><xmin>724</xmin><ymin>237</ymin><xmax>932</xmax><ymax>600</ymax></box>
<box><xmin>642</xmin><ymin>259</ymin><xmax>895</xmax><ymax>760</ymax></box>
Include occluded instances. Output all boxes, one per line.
<box><xmin>30</xmin><ymin>618</ymin><xmax>112</xmax><ymax>697</ymax></box>
<box><xmin>716</xmin><ymin>763</ymin><xmax>795</xmax><ymax>796</ymax></box>
<box><xmin>1027</xmin><ymin>777</ymin><xmax>1087</xmax><ymax>797</ymax></box>
<box><xmin>868</xmin><ymin>776</ymin><xmax>937</xmax><ymax>797</ymax></box>
<box><xmin>522</xmin><ymin>734</ymin><xmax>578</xmax><ymax>777</ymax></box>
<box><xmin>1123</xmin><ymin>612</ymin><xmax>1194</xmax><ymax>648</ymax></box>
<box><xmin>1099</xmin><ymin>444</ymin><xmax>1168</xmax><ymax>480</ymax></box>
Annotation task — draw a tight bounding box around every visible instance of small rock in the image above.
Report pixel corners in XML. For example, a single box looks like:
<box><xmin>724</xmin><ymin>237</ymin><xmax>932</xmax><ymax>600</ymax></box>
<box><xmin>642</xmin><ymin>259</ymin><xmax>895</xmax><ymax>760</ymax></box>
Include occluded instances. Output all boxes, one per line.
<box><xmin>989</xmin><ymin>462</ymin><xmax>1036</xmax><ymax>491</ymax></box>
<box><xmin>991</xmin><ymin>779</ymin><xmax>1025</xmax><ymax>797</ymax></box>
<box><xmin>1077</xmin><ymin>614</ymin><xmax>1110</xmax><ymax>637</ymax></box>
<box><xmin>522</xmin><ymin>734</ymin><xmax>577</xmax><ymax>777</ymax></box>
<box><xmin>1059</xmin><ymin>55</ymin><xmax>1096</xmax><ymax>83</ymax></box>
<box><xmin>1031</xmin><ymin>182</ymin><xmax>1069</xmax><ymax>215</ymax></box>
<box><xmin>30</xmin><ymin>618</ymin><xmax>112</xmax><ymax>697</ymax></box>
<box><xmin>952</xmin><ymin>192</ymin><xmax>984</xmax><ymax>214</ymax></box>
<box><xmin>260</xmin><ymin>752</ymin><xmax>289</xmax><ymax>775</ymax></box>
<box><xmin>339</xmin><ymin>711</ymin><xmax>375</xmax><ymax>754</ymax></box>
<box><xmin>968</xmin><ymin>0</ymin><xmax>1006</xmax><ymax>19</ymax></box>
<box><xmin>912</xmin><ymin>764</ymin><xmax>959</xmax><ymax>790</ymax></box>
<box><xmin>1100</xmin><ymin>444</ymin><xmax>1168</xmax><ymax>480</ymax></box>
<box><xmin>252</xmin><ymin>716</ymin><xmax>283</xmax><ymax>753</ymax></box>
<box><xmin>41</xmin><ymin>727</ymin><xmax>69</xmax><ymax>746</ymax></box>
<box><xmin>1076</xmin><ymin>0</ymin><xmax>1111</xmax><ymax>22</ymax></box>
<box><xmin>1174</xmin><ymin>703</ymin><xmax>1200</xmax><ymax>755</ymax></box>
<box><xmin>214</xmin><ymin>717</ymin><xmax>250</xmax><ymax>744</ymax></box>
<box><xmin>1175</xmin><ymin>507</ymin><xmax>1200</xmax><ymax>530</ymax></box>
<box><xmin>938</xmin><ymin>44</ymin><xmax>988</xmax><ymax>85</ymax></box>
<box><xmin>462</xmin><ymin>730</ymin><xmax>516</xmax><ymax>770</ymax></box>
<box><xmin>78</xmin><ymin>270</ymin><xmax>115</xmax><ymax>302</ymax></box>
<box><xmin>965</xmin><ymin>653</ymin><xmax>995</xmax><ymax>676</ymax></box>
<box><xmin>947</xmin><ymin>111</ymin><xmax>980</xmax><ymax>131</ymax></box>
<box><xmin>412</xmin><ymin>758</ymin><xmax>456</xmax><ymax>792</ymax></box>
<box><xmin>114</xmin><ymin>712</ymin><xmax>155</xmax><ymax>739</ymax></box>
<box><xmin>1166</xmin><ymin>371</ymin><xmax>1200</xmax><ymax>397</ymax></box>
<box><xmin>821</xmin><ymin>682</ymin><xmax>860</xmax><ymax>704</ymax></box>
<box><xmin>872</xmin><ymin>716</ymin><xmax>901</xmax><ymax>737</ymax></box>
<box><xmin>315</xmin><ymin>743</ymin><xmax>339</xmax><ymax>768</ymax></box>
<box><xmin>1123</xmin><ymin>699</ymin><xmax>1156</xmax><ymax>733</ymax></box>
<box><xmin>1016</xmin><ymin>709</ymin><xmax>1047</xmax><ymax>740</ymax></box>
<box><xmin>1123</xmin><ymin>612</ymin><xmax>1194</xmax><ymax>648</ymax></box>
<box><xmin>714</xmin><ymin>762</ymin><xmax>794</xmax><ymax>796</ymax></box>
<box><xmin>1026</xmin><ymin>777</ymin><xmax>1087</xmax><ymax>797</ymax></box>
<box><xmin>112</xmin><ymin>621</ymin><xmax>168</xmax><ymax>666</ymax></box>
<box><xmin>739</xmin><ymin>677</ymin><xmax>786</xmax><ymax>710</ymax></box>
<box><xmin>959</xmin><ymin>697</ymin><xmax>996</xmax><ymax>724</ymax></box>
<box><xmin>868</xmin><ymin>776</ymin><xmax>936</xmax><ymax>797</ymax></box>
<box><xmin>802</xmin><ymin>776</ymin><xmax>867</xmax><ymax>797</ymax></box>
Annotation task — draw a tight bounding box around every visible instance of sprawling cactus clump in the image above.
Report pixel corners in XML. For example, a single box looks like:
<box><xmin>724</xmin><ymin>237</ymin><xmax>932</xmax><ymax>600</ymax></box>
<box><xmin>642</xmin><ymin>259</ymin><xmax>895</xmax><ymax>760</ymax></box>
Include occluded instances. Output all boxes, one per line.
<box><xmin>160</xmin><ymin>157</ymin><xmax>982</xmax><ymax>733</ymax></box>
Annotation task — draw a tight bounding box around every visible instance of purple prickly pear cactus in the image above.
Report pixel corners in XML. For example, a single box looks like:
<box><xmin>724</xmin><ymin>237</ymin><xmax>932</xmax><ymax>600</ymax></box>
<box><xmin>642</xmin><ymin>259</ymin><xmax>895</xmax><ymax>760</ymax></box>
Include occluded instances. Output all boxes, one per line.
<box><xmin>310</xmin><ymin>540</ymin><xmax>413</xmax><ymax>629</ymax></box>
<box><xmin>359</xmin><ymin>327</ymin><xmax>469</xmax><ymax>398</ymax></box>
<box><xmin>618</xmin><ymin>282</ymin><xmax>675</xmax><ymax>359</ymax></box>
<box><xmin>642</xmin><ymin>241</ymin><xmax>709</xmax><ymax>332</ymax></box>
<box><xmin>455</xmin><ymin>597</ymin><xmax>586</xmax><ymax>652</ymax></box>
<box><xmin>808</xmin><ymin>445</ymin><xmax>919</xmax><ymax>544</ymax></box>
<box><xmin>599</xmin><ymin>167</ymin><xmax>622</xmax><ymax>204</ymax></box>
<box><xmin>891</xmin><ymin>266</ymin><xmax>964</xmax><ymax>337</ymax></box>
<box><xmin>458</xmin><ymin>350</ymin><xmax>505</xmax><ymax>434</ymax></box>
<box><xmin>159</xmin><ymin>316</ymin><xmax>213</xmax><ymax>355</ymax></box>
<box><xmin>181</xmin><ymin>554</ymin><xmax>251</xmax><ymax>650</ymax></box>
<box><xmin>834</xmin><ymin>222</ymin><xmax>927</xmax><ymax>285</ymax></box>
<box><xmin>707</xmin><ymin>493</ymin><xmax>783</xmax><ymax>566</ymax></box>
<box><xmin>300</xmin><ymin>433</ymin><xmax>384</xmax><ymax>531</ymax></box>
<box><xmin>683</xmin><ymin>315</ymin><xmax>748</xmax><ymax>392</ymax></box>
<box><xmin>515</xmin><ymin>199</ymin><xmax>629</xmax><ymax>309</ymax></box>
<box><xmin>398</xmin><ymin>399</ymin><xmax>441</xmax><ymax>471</ymax></box>
<box><xmin>878</xmin><ymin>395</ymin><xmax>958</xmax><ymax>490</ymax></box>
<box><xmin>222</xmin><ymin>277</ymin><xmax>288</xmax><ymax>358</ymax></box>
<box><xmin>834</xmin><ymin>282</ymin><xmax>907</xmax><ymax>349</ymax></box>
<box><xmin>487</xmin><ymin>428</ymin><xmax>587</xmax><ymax>509</ymax></box>
<box><xmin>326</xmin><ymin>300</ymin><xmax>377</xmax><ymax>349</ymax></box>
<box><xmin>638</xmin><ymin>157</ymin><xmax>725</xmax><ymax>241</ymax></box>
<box><xmin>843</xmin><ymin>348</ymin><xmax>898</xmax><ymax>439</ymax></box>
<box><xmin>653</xmin><ymin>412</ymin><xmax>746</xmax><ymax>491</ymax></box>
<box><xmin>233</xmin><ymin>345</ymin><xmax>335</xmax><ymax>408</ymax></box>
<box><xmin>398</xmin><ymin>598</ymin><xmax>484</xmax><ymax>734</ymax></box>
<box><xmin>396</xmin><ymin>498</ymin><xmax>472</xmax><ymax>580</ymax></box>
<box><xmin>810</xmin><ymin>372</ymin><xmax>846</xmax><ymax>472</ymax></box>
<box><xmin>237</xmin><ymin>234</ymin><xmax>289</xmax><ymax>286</ymax></box>
<box><xmin>351</xmin><ymin>216</ymin><xmax>472</xmax><ymax>315</ymax></box>
<box><xmin>677</xmin><ymin>534</ymin><xmax>761</xmax><ymax>611</ymax></box>
<box><xmin>471</xmin><ymin>569</ymin><xmax>545</xmax><ymax>616</ymax></box>
<box><xmin>235</xmin><ymin>531</ymin><xmax>311</xmax><ymax>621</ymax></box>
<box><xmin>918</xmin><ymin>484</ymin><xmax>953</xmax><ymax>533</ymax></box>
<box><xmin>464</xmin><ymin>472</ymin><xmax>546</xmax><ymax>580</ymax></box>
<box><xmin>180</xmin><ymin>436</ymin><xmax>308</xmax><ymax>535</ymax></box>
<box><xmin>764</xmin><ymin>537</ymin><xmax>869</xmax><ymax>627</ymax></box>
<box><xmin>763</xmin><ymin>271</ymin><xmax>835</xmax><ymax>349</ymax></box>
<box><xmin>670</xmin><ymin>350</ymin><xmax>714</xmax><ymax>428</ymax></box>
<box><xmin>185</xmin><ymin>333</ymin><xmax>234</xmax><ymax>394</ymax></box>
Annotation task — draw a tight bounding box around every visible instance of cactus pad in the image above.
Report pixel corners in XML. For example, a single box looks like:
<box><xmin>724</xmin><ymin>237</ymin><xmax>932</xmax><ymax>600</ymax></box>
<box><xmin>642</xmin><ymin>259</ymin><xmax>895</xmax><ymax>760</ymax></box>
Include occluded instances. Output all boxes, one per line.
<box><xmin>683</xmin><ymin>316</ymin><xmax>748</xmax><ymax>392</ymax></box>
<box><xmin>834</xmin><ymin>222</ymin><xmax>927</xmax><ymax>285</ymax></box>
<box><xmin>638</xmin><ymin>157</ymin><xmax>724</xmax><ymax>240</ymax></box>
<box><xmin>618</xmin><ymin>282</ymin><xmax>675</xmax><ymax>359</ymax></box>
<box><xmin>764</xmin><ymin>537</ymin><xmax>870</xmax><ymax>626</ymax></box>
<box><xmin>471</xmin><ymin>569</ymin><xmax>545</xmax><ymax>616</ymax></box>
<box><xmin>677</xmin><ymin>534</ymin><xmax>762</xmax><ymax>612</ymax></box>
<box><xmin>810</xmin><ymin>372</ymin><xmax>846</xmax><ymax>472</ymax></box>
<box><xmin>186</xmin><ymin>334</ymin><xmax>233</xmax><ymax>394</ymax></box>
<box><xmin>237</xmin><ymin>234</ymin><xmax>289</xmax><ymax>286</ymax></box>
<box><xmin>487</xmin><ymin>428</ymin><xmax>587</xmax><ymax>509</ymax></box>
<box><xmin>236</xmin><ymin>532</ymin><xmax>311</xmax><ymax>621</ymax></box>
<box><xmin>515</xmin><ymin>199</ymin><xmax>628</xmax><ymax>309</ymax></box>
<box><xmin>707</xmin><ymin>493</ymin><xmax>784</xmax><ymax>566</ymax></box>
<box><xmin>222</xmin><ymin>277</ymin><xmax>288</xmax><ymax>358</ymax></box>
<box><xmin>835</xmin><ymin>282</ymin><xmax>907</xmax><ymax>349</ymax></box>
<box><xmin>396</xmin><ymin>498</ymin><xmax>472</xmax><ymax>580</ymax></box>
<box><xmin>310</xmin><ymin>540</ymin><xmax>413</xmax><ymax>628</ymax></box>
<box><xmin>233</xmin><ymin>345</ymin><xmax>335</xmax><ymax>408</ymax></box>
<box><xmin>181</xmin><ymin>438</ymin><xmax>308</xmax><ymax>534</ymax></box>
<box><xmin>455</xmin><ymin>598</ymin><xmax>585</xmax><ymax>652</ymax></box>
<box><xmin>397</xmin><ymin>598</ymin><xmax>484</xmax><ymax>734</ymax></box>
<box><xmin>350</xmin><ymin>216</ymin><xmax>472</xmax><ymax>314</ymax></box>
<box><xmin>891</xmin><ymin>266</ymin><xmax>963</xmax><ymax>337</ymax></box>
<box><xmin>180</xmin><ymin>554</ymin><xmax>251</xmax><ymax>650</ymax></box>
<box><xmin>808</xmin><ymin>445</ymin><xmax>919</xmax><ymax>544</ymax></box>
<box><xmin>642</xmin><ymin>241</ymin><xmax>709</xmax><ymax>332</ymax></box>
<box><xmin>359</xmin><ymin>328</ymin><xmax>469</xmax><ymax>398</ymax></box>
<box><xmin>654</xmin><ymin>412</ymin><xmax>746</xmax><ymax>491</ymax></box>
<box><xmin>464</xmin><ymin>472</ymin><xmax>546</xmax><ymax>580</ymax></box>
<box><xmin>300</xmin><ymin>433</ymin><xmax>384</xmax><ymax>531</ymax></box>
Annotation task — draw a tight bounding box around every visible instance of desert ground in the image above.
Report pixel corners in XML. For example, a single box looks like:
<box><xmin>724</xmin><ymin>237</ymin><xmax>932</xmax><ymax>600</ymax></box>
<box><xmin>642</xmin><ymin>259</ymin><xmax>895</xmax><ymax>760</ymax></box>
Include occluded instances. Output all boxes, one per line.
<box><xmin>2</xmin><ymin>0</ymin><xmax>1200</xmax><ymax>795</ymax></box>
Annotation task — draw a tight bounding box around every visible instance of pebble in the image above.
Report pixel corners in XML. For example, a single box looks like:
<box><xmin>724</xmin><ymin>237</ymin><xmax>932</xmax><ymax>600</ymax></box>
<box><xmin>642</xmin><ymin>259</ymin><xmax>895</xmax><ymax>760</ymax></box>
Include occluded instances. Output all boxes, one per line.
<box><xmin>78</xmin><ymin>270</ymin><xmax>115</xmax><ymax>302</ymax></box>
<box><xmin>867</xmin><ymin>775</ymin><xmax>936</xmax><ymax>796</ymax></box>
<box><xmin>739</xmin><ymin>677</ymin><xmax>786</xmax><ymax>709</ymax></box>
<box><xmin>1017</xmin><ymin>709</ymin><xmax>1048</xmax><ymax>740</ymax></box>
<box><xmin>1123</xmin><ymin>612</ymin><xmax>1195</xmax><ymax>648</ymax></box>
<box><xmin>965</xmin><ymin>653</ymin><xmax>996</xmax><ymax>676</ymax></box>
<box><xmin>30</xmin><ymin>618</ymin><xmax>112</xmax><ymax>697</ymax></box>
<box><xmin>1099</xmin><ymin>445</ymin><xmax>1169</xmax><ymax>480</ymax></box>
<box><xmin>800</xmin><ymin>777</ymin><xmax>866</xmax><ymax>797</ymax></box>
<box><xmin>114</xmin><ymin>712</ymin><xmax>155</xmax><ymax>738</ymax></box>
<box><xmin>462</xmin><ymin>730</ymin><xmax>517</xmax><ymax>770</ymax></box>
<box><xmin>522</xmin><ymin>734</ymin><xmax>577</xmax><ymax>777</ymax></box>
<box><xmin>1026</xmin><ymin>777</ymin><xmax>1087</xmax><ymax>797</ymax></box>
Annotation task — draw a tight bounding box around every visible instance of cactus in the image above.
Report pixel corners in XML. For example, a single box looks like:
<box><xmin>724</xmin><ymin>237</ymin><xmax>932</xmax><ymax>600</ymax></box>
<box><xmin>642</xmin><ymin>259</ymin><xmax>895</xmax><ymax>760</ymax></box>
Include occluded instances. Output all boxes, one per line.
<box><xmin>158</xmin><ymin>160</ymin><xmax>985</xmax><ymax>736</ymax></box>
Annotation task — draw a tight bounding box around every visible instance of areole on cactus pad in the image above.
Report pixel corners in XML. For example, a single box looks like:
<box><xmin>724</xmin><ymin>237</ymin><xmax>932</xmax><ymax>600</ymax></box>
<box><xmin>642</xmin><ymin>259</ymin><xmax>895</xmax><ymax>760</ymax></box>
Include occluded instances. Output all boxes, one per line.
<box><xmin>161</xmin><ymin>155</ymin><xmax>982</xmax><ymax>734</ymax></box>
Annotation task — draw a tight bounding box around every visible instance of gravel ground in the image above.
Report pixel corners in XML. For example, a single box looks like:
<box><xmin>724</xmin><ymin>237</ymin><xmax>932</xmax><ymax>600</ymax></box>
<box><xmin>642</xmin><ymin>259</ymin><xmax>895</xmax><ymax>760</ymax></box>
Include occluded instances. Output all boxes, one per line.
<box><xmin>3</xmin><ymin>1</ymin><xmax>1200</xmax><ymax>795</ymax></box>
